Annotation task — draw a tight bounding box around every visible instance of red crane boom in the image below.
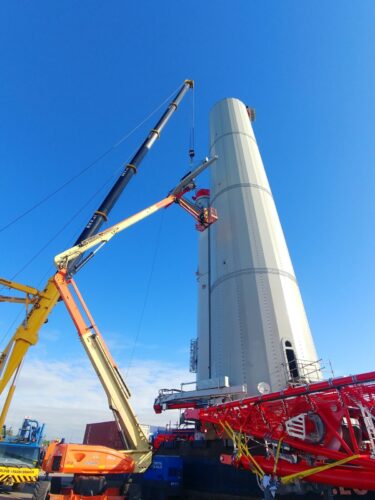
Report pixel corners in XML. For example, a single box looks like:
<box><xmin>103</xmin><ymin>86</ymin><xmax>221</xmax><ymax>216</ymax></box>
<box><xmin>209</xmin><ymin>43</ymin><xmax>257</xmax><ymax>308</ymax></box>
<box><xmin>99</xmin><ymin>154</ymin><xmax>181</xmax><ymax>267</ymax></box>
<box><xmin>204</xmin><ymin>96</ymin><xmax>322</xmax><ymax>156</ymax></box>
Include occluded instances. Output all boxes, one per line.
<box><xmin>190</xmin><ymin>371</ymin><xmax>375</xmax><ymax>490</ymax></box>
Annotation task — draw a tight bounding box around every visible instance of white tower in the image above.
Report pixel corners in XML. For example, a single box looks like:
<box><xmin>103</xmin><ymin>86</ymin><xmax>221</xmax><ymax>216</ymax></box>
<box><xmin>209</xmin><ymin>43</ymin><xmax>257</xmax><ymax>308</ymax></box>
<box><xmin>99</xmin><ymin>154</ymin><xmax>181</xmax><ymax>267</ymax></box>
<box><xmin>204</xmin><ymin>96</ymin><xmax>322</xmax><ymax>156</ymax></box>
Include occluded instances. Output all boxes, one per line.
<box><xmin>195</xmin><ymin>189</ymin><xmax>211</xmax><ymax>382</ymax></box>
<box><xmin>197</xmin><ymin>98</ymin><xmax>321</xmax><ymax>395</ymax></box>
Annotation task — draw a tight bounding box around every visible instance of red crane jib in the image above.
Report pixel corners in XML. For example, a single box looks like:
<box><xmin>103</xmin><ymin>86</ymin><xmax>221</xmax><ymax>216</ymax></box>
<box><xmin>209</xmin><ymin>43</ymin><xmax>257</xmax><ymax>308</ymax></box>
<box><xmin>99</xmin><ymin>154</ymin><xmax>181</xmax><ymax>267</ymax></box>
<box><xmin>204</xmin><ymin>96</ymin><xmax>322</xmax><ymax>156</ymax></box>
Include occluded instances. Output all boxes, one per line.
<box><xmin>197</xmin><ymin>371</ymin><xmax>375</xmax><ymax>490</ymax></box>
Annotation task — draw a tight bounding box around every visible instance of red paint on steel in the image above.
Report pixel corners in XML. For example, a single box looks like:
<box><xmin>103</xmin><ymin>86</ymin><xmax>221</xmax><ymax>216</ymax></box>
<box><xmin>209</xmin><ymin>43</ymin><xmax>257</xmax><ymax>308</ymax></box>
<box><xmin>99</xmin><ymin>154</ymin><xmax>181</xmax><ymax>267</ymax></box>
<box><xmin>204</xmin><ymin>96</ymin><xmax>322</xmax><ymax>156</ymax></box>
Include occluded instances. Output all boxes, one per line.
<box><xmin>198</xmin><ymin>371</ymin><xmax>375</xmax><ymax>489</ymax></box>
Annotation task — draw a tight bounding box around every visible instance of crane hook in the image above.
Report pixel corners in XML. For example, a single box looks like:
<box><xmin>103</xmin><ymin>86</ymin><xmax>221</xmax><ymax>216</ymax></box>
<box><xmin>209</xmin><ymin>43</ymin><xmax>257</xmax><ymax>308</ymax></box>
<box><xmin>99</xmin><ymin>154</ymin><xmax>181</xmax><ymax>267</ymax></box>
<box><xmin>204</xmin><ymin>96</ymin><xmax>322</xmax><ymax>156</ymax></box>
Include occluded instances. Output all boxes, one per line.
<box><xmin>189</xmin><ymin>148</ymin><xmax>195</xmax><ymax>163</ymax></box>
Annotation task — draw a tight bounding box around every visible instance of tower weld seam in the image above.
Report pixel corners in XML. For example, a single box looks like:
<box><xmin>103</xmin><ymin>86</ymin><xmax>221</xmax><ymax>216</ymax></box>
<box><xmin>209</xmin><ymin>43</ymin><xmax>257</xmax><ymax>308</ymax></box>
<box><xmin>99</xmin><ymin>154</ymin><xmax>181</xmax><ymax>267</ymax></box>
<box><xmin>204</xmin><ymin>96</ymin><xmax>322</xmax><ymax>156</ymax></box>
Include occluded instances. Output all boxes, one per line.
<box><xmin>211</xmin><ymin>183</ymin><xmax>272</xmax><ymax>205</ymax></box>
<box><xmin>210</xmin><ymin>131</ymin><xmax>257</xmax><ymax>151</ymax></box>
<box><xmin>211</xmin><ymin>268</ymin><xmax>297</xmax><ymax>292</ymax></box>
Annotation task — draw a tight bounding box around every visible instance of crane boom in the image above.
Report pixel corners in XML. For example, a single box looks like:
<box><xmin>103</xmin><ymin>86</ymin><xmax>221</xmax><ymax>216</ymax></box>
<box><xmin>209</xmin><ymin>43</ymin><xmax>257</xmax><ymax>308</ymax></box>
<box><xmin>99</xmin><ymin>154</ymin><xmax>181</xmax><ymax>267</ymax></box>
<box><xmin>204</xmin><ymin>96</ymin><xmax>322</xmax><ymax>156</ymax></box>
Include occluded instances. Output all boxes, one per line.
<box><xmin>55</xmin><ymin>196</ymin><xmax>175</xmax><ymax>269</ymax></box>
<box><xmin>43</xmin><ymin>158</ymin><xmax>219</xmax><ymax>480</ymax></box>
<box><xmin>54</xmin><ymin>156</ymin><xmax>218</xmax><ymax>270</ymax></box>
<box><xmin>0</xmin><ymin>79</ymin><xmax>193</xmax><ymax>431</ymax></box>
<box><xmin>69</xmin><ymin>79</ymin><xmax>194</xmax><ymax>276</ymax></box>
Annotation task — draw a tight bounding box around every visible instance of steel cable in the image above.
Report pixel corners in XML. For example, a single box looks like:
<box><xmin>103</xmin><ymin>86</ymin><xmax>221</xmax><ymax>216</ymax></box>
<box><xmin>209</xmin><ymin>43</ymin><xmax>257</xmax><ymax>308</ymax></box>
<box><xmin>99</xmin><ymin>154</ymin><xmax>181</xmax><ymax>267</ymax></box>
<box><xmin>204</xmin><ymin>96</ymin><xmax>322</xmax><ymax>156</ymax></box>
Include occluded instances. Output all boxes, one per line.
<box><xmin>0</xmin><ymin>83</ymin><xmax>181</xmax><ymax>234</ymax></box>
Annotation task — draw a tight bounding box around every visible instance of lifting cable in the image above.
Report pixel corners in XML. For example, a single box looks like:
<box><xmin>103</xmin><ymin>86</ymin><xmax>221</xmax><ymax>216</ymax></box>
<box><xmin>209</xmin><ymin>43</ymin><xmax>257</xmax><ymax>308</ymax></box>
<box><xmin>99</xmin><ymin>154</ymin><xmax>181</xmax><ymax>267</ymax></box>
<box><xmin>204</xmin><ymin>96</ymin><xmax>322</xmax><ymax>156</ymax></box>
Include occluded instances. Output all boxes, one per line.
<box><xmin>125</xmin><ymin>209</ymin><xmax>165</xmax><ymax>377</ymax></box>
<box><xmin>188</xmin><ymin>85</ymin><xmax>196</xmax><ymax>163</ymax></box>
<box><xmin>0</xmin><ymin>83</ymin><xmax>182</xmax><ymax>234</ymax></box>
<box><xmin>1</xmin><ymin>80</ymin><xmax>187</xmax><ymax>288</ymax></box>
<box><xmin>0</xmin><ymin>82</ymin><xmax>191</xmax><ymax>349</ymax></box>
<box><xmin>0</xmin><ymin>159</ymin><xmax>131</xmax><ymax>346</ymax></box>
<box><xmin>0</xmin><ymin>310</ymin><xmax>23</xmax><ymax>348</ymax></box>
<box><xmin>221</xmin><ymin>421</ymin><xmax>265</xmax><ymax>479</ymax></box>
<box><xmin>2</xmin><ymin>160</ymin><xmax>126</xmax><ymax>289</ymax></box>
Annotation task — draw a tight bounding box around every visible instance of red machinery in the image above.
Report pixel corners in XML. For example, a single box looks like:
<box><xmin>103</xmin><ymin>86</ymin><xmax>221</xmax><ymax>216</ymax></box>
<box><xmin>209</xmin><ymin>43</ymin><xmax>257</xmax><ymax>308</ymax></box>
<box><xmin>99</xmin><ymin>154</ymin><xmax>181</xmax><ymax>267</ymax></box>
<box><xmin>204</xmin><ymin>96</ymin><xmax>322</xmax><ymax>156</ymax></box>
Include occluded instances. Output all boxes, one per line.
<box><xmin>184</xmin><ymin>372</ymin><xmax>375</xmax><ymax>491</ymax></box>
<box><xmin>153</xmin><ymin>429</ymin><xmax>195</xmax><ymax>451</ymax></box>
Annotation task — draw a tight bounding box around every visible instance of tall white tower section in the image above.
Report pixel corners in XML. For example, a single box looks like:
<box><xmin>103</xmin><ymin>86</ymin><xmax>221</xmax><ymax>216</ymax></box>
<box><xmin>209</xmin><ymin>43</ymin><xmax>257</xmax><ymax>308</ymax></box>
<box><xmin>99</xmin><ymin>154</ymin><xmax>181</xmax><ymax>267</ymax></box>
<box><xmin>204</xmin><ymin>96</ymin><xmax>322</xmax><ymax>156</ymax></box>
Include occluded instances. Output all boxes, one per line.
<box><xmin>204</xmin><ymin>98</ymin><xmax>321</xmax><ymax>395</ymax></box>
<box><xmin>195</xmin><ymin>190</ymin><xmax>210</xmax><ymax>382</ymax></box>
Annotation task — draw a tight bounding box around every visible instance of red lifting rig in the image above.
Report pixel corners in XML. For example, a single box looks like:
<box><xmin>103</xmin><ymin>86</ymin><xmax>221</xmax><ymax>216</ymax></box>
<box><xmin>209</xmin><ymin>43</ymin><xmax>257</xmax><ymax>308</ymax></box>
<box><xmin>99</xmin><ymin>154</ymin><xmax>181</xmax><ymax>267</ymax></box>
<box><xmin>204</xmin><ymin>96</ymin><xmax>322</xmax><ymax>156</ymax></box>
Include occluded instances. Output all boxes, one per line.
<box><xmin>189</xmin><ymin>372</ymin><xmax>375</xmax><ymax>491</ymax></box>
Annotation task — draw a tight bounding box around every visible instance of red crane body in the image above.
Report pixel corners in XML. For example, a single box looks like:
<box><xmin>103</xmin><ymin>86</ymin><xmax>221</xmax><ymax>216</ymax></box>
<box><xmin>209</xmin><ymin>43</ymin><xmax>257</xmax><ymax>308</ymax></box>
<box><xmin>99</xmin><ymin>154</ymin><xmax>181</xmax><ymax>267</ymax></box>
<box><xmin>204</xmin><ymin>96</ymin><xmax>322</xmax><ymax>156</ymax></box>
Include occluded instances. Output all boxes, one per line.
<box><xmin>188</xmin><ymin>371</ymin><xmax>375</xmax><ymax>490</ymax></box>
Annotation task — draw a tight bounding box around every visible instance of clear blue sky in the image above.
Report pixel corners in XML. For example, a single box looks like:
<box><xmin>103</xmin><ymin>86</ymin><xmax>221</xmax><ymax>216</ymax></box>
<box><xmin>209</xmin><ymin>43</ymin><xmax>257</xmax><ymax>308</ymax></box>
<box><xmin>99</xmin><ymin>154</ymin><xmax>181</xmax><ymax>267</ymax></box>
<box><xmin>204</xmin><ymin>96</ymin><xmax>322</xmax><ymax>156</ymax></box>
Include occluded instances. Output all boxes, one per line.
<box><xmin>1</xmin><ymin>1</ymin><xmax>375</xmax><ymax>438</ymax></box>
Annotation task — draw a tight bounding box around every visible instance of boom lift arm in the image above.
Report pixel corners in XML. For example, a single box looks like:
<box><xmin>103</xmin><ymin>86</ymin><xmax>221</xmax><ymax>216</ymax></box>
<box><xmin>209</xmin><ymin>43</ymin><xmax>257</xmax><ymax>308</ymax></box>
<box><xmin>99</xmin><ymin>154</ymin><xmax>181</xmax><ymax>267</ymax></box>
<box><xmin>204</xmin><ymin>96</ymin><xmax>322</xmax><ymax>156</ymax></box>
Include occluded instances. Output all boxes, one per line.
<box><xmin>43</xmin><ymin>270</ymin><xmax>152</xmax><ymax>474</ymax></box>
<box><xmin>54</xmin><ymin>156</ymin><xmax>218</xmax><ymax>270</ymax></box>
<box><xmin>69</xmin><ymin>79</ymin><xmax>194</xmax><ymax>276</ymax></box>
<box><xmin>0</xmin><ymin>80</ymin><xmax>193</xmax><ymax>430</ymax></box>
<box><xmin>43</xmin><ymin>161</ymin><xmax>218</xmax><ymax>481</ymax></box>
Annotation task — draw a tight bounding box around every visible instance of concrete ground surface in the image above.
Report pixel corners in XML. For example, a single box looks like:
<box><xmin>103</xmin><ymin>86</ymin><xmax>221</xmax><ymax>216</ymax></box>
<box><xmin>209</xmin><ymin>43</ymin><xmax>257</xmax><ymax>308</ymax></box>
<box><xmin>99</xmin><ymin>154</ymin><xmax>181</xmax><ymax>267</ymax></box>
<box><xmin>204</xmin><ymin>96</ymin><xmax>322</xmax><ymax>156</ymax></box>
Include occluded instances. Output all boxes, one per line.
<box><xmin>0</xmin><ymin>484</ymin><xmax>34</xmax><ymax>500</ymax></box>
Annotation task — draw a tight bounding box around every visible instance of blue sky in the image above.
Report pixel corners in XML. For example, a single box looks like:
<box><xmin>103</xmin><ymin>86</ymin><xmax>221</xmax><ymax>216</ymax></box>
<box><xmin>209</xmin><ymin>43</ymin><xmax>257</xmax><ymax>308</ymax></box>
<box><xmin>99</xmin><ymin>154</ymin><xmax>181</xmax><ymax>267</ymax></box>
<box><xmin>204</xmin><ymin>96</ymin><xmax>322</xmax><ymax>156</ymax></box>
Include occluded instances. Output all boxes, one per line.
<box><xmin>1</xmin><ymin>1</ymin><xmax>375</xmax><ymax>440</ymax></box>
